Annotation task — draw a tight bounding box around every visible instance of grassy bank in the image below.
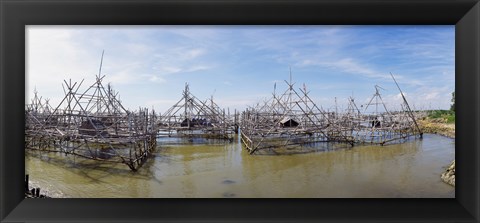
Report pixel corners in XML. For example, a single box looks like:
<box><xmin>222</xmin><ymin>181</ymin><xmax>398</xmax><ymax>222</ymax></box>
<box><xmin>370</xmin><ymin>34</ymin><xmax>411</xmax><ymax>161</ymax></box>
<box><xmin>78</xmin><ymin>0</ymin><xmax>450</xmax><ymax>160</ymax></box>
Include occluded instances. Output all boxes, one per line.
<box><xmin>425</xmin><ymin>110</ymin><xmax>455</xmax><ymax>124</ymax></box>
<box><xmin>418</xmin><ymin>110</ymin><xmax>455</xmax><ymax>138</ymax></box>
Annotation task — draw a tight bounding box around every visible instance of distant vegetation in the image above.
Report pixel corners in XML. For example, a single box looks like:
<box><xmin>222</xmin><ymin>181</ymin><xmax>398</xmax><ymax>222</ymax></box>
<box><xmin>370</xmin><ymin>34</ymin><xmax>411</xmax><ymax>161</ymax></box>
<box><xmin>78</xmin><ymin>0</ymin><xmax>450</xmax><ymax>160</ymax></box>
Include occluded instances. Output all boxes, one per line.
<box><xmin>450</xmin><ymin>91</ymin><xmax>455</xmax><ymax>112</ymax></box>
<box><xmin>425</xmin><ymin>110</ymin><xmax>455</xmax><ymax>124</ymax></box>
<box><xmin>416</xmin><ymin>91</ymin><xmax>456</xmax><ymax>138</ymax></box>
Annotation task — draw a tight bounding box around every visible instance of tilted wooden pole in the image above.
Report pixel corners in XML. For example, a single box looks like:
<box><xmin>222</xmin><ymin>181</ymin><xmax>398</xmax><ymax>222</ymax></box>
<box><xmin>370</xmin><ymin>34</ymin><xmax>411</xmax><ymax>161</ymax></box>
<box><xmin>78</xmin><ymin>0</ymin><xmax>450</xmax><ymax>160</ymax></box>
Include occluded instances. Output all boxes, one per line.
<box><xmin>390</xmin><ymin>72</ymin><xmax>423</xmax><ymax>137</ymax></box>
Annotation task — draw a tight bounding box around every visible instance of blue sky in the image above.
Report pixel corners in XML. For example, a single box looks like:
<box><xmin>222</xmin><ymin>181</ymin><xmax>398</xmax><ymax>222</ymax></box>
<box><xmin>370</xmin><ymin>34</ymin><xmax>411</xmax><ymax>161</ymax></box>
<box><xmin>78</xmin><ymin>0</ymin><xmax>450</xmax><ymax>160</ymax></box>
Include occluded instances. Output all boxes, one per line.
<box><xmin>26</xmin><ymin>25</ymin><xmax>454</xmax><ymax>113</ymax></box>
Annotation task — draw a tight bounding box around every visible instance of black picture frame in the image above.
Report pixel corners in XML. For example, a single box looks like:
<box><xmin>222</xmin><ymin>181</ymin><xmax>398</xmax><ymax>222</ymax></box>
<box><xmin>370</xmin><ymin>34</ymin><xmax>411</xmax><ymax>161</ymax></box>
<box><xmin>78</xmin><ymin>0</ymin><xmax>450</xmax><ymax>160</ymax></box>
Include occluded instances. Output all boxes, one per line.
<box><xmin>1</xmin><ymin>0</ymin><xmax>479</xmax><ymax>222</ymax></box>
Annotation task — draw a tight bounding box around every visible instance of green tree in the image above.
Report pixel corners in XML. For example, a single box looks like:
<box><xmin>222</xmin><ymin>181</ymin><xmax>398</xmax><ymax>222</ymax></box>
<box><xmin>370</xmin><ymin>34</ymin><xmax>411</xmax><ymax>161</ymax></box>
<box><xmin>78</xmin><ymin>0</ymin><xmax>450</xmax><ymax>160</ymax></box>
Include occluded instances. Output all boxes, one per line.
<box><xmin>450</xmin><ymin>91</ymin><xmax>455</xmax><ymax>112</ymax></box>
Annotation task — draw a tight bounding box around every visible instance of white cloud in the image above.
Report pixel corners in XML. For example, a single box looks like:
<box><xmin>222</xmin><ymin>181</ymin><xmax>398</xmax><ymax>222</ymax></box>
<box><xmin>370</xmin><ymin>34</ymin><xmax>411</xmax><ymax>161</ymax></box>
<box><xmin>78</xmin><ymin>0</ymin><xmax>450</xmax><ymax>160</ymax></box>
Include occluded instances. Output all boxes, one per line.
<box><xmin>159</xmin><ymin>66</ymin><xmax>183</xmax><ymax>74</ymax></box>
<box><xmin>379</xmin><ymin>86</ymin><xmax>453</xmax><ymax>111</ymax></box>
<box><xmin>185</xmin><ymin>49</ymin><xmax>205</xmax><ymax>59</ymax></box>
<box><xmin>215</xmin><ymin>98</ymin><xmax>259</xmax><ymax>112</ymax></box>
<box><xmin>185</xmin><ymin>65</ymin><xmax>211</xmax><ymax>72</ymax></box>
<box><xmin>328</xmin><ymin>58</ymin><xmax>383</xmax><ymax>78</ymax></box>
<box><xmin>138</xmin><ymin>99</ymin><xmax>180</xmax><ymax>112</ymax></box>
<box><xmin>154</xmin><ymin>64</ymin><xmax>211</xmax><ymax>75</ymax></box>
<box><xmin>147</xmin><ymin>75</ymin><xmax>166</xmax><ymax>83</ymax></box>
<box><xmin>424</xmin><ymin>91</ymin><xmax>439</xmax><ymax>100</ymax></box>
<box><xmin>26</xmin><ymin>26</ymin><xmax>454</xmax><ymax>112</ymax></box>
<box><xmin>151</xmin><ymin>47</ymin><xmax>212</xmax><ymax>76</ymax></box>
<box><xmin>26</xmin><ymin>26</ymin><xmax>215</xmax><ymax>108</ymax></box>
<box><xmin>26</xmin><ymin>27</ymin><xmax>100</xmax><ymax>105</ymax></box>
<box><xmin>125</xmin><ymin>43</ymin><xmax>151</xmax><ymax>56</ymax></box>
<box><xmin>299</xmin><ymin>58</ymin><xmax>390</xmax><ymax>80</ymax></box>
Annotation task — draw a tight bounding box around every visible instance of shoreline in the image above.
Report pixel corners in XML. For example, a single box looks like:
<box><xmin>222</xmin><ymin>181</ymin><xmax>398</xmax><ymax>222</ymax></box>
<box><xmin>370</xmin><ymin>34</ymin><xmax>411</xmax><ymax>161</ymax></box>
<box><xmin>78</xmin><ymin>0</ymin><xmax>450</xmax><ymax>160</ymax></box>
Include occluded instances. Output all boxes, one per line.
<box><xmin>25</xmin><ymin>175</ymin><xmax>66</xmax><ymax>198</ymax></box>
<box><xmin>25</xmin><ymin>175</ymin><xmax>50</xmax><ymax>198</ymax></box>
<box><xmin>418</xmin><ymin>119</ymin><xmax>455</xmax><ymax>139</ymax></box>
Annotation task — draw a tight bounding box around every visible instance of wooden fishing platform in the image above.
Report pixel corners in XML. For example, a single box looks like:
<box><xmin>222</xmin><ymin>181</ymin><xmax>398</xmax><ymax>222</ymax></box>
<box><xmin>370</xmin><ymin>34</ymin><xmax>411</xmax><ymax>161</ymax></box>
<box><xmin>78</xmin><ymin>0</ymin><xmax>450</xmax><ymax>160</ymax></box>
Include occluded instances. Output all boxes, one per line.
<box><xmin>156</xmin><ymin>83</ymin><xmax>238</xmax><ymax>142</ymax></box>
<box><xmin>26</xmin><ymin>58</ymin><xmax>423</xmax><ymax>168</ymax></box>
<box><xmin>25</xmin><ymin>63</ymin><xmax>158</xmax><ymax>171</ymax></box>
<box><xmin>239</xmin><ymin>71</ymin><xmax>423</xmax><ymax>154</ymax></box>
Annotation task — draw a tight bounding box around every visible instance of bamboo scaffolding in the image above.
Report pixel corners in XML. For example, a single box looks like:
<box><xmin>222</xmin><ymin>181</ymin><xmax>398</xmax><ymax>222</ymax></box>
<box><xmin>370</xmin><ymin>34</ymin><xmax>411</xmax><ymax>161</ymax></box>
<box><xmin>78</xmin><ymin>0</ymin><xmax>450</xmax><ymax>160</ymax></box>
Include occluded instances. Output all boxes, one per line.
<box><xmin>25</xmin><ymin>53</ymin><xmax>157</xmax><ymax>171</ymax></box>
<box><xmin>156</xmin><ymin>83</ymin><xmax>237</xmax><ymax>141</ymax></box>
<box><xmin>239</xmin><ymin>71</ymin><xmax>423</xmax><ymax>154</ymax></box>
<box><xmin>240</xmin><ymin>71</ymin><xmax>341</xmax><ymax>154</ymax></box>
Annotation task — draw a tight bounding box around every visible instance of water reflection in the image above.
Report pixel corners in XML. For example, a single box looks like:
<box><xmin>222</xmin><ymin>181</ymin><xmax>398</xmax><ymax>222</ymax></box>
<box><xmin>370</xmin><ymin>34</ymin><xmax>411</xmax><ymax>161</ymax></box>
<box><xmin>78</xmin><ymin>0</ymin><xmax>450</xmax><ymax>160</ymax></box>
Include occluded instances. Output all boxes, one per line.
<box><xmin>25</xmin><ymin>134</ymin><xmax>454</xmax><ymax>198</ymax></box>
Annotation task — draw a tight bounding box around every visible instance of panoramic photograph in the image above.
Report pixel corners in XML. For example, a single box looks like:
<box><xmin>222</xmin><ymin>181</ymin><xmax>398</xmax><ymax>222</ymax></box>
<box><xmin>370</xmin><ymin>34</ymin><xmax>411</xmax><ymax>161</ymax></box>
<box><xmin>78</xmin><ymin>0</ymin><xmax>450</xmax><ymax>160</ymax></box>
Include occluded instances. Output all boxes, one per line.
<box><xmin>25</xmin><ymin>25</ymin><xmax>455</xmax><ymax>198</ymax></box>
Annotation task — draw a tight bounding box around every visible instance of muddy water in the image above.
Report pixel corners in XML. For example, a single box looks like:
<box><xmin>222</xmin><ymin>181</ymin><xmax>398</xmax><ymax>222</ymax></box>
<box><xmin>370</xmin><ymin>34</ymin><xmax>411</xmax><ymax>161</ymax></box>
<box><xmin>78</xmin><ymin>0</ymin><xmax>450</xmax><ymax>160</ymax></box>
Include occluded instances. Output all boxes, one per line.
<box><xmin>25</xmin><ymin>134</ymin><xmax>455</xmax><ymax>198</ymax></box>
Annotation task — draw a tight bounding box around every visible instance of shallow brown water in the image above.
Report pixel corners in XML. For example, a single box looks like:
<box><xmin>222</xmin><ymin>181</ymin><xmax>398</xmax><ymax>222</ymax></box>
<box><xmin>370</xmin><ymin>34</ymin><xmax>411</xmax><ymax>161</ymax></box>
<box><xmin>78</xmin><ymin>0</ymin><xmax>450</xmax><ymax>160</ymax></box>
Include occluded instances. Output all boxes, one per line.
<box><xmin>25</xmin><ymin>133</ymin><xmax>455</xmax><ymax>198</ymax></box>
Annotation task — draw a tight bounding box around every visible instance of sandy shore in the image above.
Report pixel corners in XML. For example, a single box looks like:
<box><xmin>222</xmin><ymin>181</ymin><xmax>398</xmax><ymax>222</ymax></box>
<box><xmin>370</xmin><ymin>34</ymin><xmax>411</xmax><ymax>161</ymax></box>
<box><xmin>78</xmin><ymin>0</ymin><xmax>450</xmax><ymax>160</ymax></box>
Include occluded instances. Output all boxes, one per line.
<box><xmin>418</xmin><ymin>119</ymin><xmax>455</xmax><ymax>138</ymax></box>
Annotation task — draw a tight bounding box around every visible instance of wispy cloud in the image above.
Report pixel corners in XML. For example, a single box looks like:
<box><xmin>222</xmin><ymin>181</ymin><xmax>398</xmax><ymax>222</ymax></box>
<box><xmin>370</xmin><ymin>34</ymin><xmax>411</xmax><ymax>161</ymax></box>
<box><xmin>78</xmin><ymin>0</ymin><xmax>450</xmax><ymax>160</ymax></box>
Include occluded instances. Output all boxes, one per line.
<box><xmin>146</xmin><ymin>75</ymin><xmax>166</xmax><ymax>83</ymax></box>
<box><xmin>299</xmin><ymin>58</ymin><xmax>389</xmax><ymax>80</ymax></box>
<box><xmin>27</xmin><ymin>25</ymin><xmax>455</xmax><ymax>111</ymax></box>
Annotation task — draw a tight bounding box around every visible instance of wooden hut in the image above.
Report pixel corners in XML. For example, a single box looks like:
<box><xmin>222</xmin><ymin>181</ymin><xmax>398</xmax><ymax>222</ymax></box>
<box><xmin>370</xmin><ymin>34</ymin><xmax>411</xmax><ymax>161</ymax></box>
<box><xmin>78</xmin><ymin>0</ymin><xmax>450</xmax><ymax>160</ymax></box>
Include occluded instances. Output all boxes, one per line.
<box><xmin>279</xmin><ymin>117</ymin><xmax>299</xmax><ymax>128</ymax></box>
<box><xmin>79</xmin><ymin>119</ymin><xmax>108</xmax><ymax>137</ymax></box>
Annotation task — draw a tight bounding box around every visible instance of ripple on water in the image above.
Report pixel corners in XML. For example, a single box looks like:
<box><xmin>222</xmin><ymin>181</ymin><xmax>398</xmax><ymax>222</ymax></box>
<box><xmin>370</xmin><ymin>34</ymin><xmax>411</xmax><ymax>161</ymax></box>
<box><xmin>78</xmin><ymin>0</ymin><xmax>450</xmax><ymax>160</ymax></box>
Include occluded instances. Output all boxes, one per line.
<box><xmin>222</xmin><ymin>192</ymin><xmax>236</xmax><ymax>198</ymax></box>
<box><xmin>25</xmin><ymin>134</ymin><xmax>455</xmax><ymax>198</ymax></box>
<box><xmin>222</xmin><ymin>179</ymin><xmax>236</xmax><ymax>184</ymax></box>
